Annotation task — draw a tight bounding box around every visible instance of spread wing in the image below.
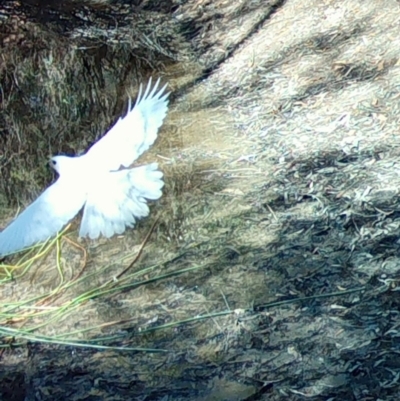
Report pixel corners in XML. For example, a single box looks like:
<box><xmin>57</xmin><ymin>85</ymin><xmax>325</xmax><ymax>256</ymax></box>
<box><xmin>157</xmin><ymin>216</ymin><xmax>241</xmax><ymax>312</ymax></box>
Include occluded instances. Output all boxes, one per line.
<box><xmin>79</xmin><ymin>163</ymin><xmax>163</xmax><ymax>239</ymax></box>
<box><xmin>85</xmin><ymin>77</ymin><xmax>170</xmax><ymax>171</ymax></box>
<box><xmin>0</xmin><ymin>179</ymin><xmax>86</xmax><ymax>257</ymax></box>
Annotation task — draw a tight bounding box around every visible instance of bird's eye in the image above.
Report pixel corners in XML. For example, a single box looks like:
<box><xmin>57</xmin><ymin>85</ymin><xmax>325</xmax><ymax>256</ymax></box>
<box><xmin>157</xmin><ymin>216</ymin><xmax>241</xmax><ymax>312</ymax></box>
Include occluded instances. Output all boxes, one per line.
<box><xmin>51</xmin><ymin>160</ymin><xmax>56</xmax><ymax>165</ymax></box>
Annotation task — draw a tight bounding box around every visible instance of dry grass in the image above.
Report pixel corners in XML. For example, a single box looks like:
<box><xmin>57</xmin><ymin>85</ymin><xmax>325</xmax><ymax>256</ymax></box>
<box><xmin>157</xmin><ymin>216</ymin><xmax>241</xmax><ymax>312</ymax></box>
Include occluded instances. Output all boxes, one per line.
<box><xmin>0</xmin><ymin>0</ymin><xmax>191</xmax><ymax>206</ymax></box>
<box><xmin>4</xmin><ymin>0</ymin><xmax>400</xmax><ymax>399</ymax></box>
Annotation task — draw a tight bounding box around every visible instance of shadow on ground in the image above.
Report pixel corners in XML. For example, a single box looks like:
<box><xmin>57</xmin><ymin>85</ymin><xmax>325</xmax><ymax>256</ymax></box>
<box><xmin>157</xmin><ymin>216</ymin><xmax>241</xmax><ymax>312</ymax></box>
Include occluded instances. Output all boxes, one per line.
<box><xmin>3</xmin><ymin>145</ymin><xmax>400</xmax><ymax>400</ymax></box>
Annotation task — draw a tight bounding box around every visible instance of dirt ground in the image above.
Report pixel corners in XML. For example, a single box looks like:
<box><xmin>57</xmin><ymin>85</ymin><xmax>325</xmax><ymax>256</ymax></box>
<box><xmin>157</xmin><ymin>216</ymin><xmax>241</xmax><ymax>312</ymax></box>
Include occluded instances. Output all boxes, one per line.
<box><xmin>4</xmin><ymin>0</ymin><xmax>400</xmax><ymax>399</ymax></box>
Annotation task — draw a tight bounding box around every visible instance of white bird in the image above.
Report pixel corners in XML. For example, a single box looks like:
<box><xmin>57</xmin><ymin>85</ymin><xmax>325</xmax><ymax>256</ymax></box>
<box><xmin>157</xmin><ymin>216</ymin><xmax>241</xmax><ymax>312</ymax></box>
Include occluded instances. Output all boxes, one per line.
<box><xmin>0</xmin><ymin>78</ymin><xmax>169</xmax><ymax>257</ymax></box>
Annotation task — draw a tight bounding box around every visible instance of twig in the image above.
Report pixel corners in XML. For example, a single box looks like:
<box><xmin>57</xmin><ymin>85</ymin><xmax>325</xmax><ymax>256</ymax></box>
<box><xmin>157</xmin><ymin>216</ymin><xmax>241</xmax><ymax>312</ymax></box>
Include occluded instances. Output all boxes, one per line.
<box><xmin>64</xmin><ymin>235</ymin><xmax>88</xmax><ymax>282</ymax></box>
<box><xmin>113</xmin><ymin>216</ymin><xmax>159</xmax><ymax>282</ymax></box>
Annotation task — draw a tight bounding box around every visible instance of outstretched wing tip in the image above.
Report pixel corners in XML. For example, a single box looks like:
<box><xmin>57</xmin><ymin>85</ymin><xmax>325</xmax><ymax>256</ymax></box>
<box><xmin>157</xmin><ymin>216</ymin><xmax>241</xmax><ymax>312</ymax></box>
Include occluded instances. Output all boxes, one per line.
<box><xmin>86</xmin><ymin>75</ymin><xmax>170</xmax><ymax>170</ymax></box>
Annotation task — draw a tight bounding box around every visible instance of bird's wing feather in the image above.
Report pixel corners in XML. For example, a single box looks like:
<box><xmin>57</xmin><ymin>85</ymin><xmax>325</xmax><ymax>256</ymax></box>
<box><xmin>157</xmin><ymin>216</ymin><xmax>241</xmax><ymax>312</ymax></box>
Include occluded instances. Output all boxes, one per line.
<box><xmin>79</xmin><ymin>163</ymin><xmax>163</xmax><ymax>239</ymax></box>
<box><xmin>0</xmin><ymin>179</ymin><xmax>86</xmax><ymax>257</ymax></box>
<box><xmin>85</xmin><ymin>78</ymin><xmax>169</xmax><ymax>171</ymax></box>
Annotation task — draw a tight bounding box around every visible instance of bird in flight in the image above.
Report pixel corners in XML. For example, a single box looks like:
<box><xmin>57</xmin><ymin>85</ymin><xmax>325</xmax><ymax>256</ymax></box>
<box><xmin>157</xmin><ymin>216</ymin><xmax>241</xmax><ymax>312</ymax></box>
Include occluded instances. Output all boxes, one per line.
<box><xmin>0</xmin><ymin>78</ymin><xmax>169</xmax><ymax>257</ymax></box>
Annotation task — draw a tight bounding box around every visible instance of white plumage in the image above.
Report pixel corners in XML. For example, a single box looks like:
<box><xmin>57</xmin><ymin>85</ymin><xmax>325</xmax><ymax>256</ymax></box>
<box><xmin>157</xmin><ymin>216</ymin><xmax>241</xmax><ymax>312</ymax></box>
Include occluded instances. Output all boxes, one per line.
<box><xmin>0</xmin><ymin>78</ymin><xmax>169</xmax><ymax>257</ymax></box>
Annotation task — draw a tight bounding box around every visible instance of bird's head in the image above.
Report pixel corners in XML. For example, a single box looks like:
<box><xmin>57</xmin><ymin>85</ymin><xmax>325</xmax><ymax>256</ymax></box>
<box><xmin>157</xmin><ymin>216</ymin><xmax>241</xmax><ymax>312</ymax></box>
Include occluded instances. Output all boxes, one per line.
<box><xmin>50</xmin><ymin>155</ymin><xmax>75</xmax><ymax>175</ymax></box>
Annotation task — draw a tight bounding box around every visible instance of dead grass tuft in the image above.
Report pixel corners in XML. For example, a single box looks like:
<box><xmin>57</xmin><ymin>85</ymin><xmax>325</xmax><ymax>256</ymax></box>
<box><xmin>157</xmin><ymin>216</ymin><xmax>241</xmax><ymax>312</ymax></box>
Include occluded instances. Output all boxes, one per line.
<box><xmin>0</xmin><ymin>0</ymin><xmax>191</xmax><ymax>206</ymax></box>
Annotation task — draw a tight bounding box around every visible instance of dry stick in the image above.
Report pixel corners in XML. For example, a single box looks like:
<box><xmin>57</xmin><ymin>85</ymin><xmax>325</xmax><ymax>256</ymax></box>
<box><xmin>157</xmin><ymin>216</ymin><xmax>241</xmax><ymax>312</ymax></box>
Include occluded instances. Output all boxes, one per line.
<box><xmin>265</xmin><ymin>203</ymin><xmax>278</xmax><ymax>221</ymax></box>
<box><xmin>61</xmin><ymin>216</ymin><xmax>160</xmax><ymax>306</ymax></box>
<box><xmin>112</xmin><ymin>216</ymin><xmax>160</xmax><ymax>283</ymax></box>
<box><xmin>39</xmin><ymin>218</ymin><xmax>158</xmax><ymax>312</ymax></box>
<box><xmin>64</xmin><ymin>236</ymin><xmax>88</xmax><ymax>282</ymax></box>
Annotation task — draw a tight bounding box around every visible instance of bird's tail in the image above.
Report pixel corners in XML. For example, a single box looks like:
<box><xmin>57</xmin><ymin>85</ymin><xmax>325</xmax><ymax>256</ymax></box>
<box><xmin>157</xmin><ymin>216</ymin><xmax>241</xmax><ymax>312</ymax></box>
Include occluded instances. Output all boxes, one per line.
<box><xmin>79</xmin><ymin>163</ymin><xmax>164</xmax><ymax>239</ymax></box>
<box><xmin>126</xmin><ymin>162</ymin><xmax>164</xmax><ymax>200</ymax></box>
